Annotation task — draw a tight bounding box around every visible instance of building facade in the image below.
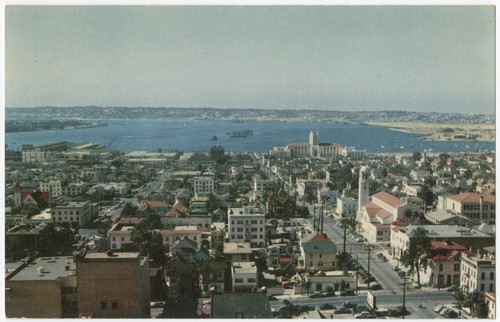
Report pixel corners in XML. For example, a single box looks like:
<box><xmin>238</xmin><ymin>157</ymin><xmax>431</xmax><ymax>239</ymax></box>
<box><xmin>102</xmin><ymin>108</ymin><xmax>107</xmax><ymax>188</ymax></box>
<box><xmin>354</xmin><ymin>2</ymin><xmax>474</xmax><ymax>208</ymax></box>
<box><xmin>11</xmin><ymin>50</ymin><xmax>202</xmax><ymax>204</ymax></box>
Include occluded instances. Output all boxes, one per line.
<box><xmin>228</xmin><ymin>206</ymin><xmax>266</xmax><ymax>248</ymax></box>
<box><xmin>76</xmin><ymin>252</ymin><xmax>150</xmax><ymax>318</ymax></box>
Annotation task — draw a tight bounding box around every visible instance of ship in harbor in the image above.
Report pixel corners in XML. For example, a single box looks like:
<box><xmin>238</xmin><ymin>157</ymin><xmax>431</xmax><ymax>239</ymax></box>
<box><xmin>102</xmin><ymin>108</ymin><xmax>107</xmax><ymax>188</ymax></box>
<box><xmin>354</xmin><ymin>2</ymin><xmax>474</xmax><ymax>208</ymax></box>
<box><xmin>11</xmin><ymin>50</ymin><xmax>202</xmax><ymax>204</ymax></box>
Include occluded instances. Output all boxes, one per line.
<box><xmin>227</xmin><ymin>129</ymin><xmax>253</xmax><ymax>138</ymax></box>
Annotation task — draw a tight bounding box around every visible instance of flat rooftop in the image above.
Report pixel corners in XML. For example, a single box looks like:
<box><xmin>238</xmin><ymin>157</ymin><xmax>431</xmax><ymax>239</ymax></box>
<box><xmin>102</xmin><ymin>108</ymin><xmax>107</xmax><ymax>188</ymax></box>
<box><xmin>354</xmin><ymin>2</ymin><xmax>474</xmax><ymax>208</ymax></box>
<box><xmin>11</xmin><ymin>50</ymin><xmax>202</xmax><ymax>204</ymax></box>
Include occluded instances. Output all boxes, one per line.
<box><xmin>8</xmin><ymin>256</ymin><xmax>76</xmax><ymax>281</ymax></box>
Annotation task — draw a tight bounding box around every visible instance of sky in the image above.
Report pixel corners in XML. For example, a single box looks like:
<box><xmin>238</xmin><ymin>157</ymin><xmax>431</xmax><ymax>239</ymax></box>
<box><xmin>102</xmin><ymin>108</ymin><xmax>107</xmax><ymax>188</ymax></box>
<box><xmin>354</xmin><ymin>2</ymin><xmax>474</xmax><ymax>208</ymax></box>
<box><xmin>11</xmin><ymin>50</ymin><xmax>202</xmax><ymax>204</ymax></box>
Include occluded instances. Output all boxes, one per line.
<box><xmin>4</xmin><ymin>5</ymin><xmax>496</xmax><ymax>114</ymax></box>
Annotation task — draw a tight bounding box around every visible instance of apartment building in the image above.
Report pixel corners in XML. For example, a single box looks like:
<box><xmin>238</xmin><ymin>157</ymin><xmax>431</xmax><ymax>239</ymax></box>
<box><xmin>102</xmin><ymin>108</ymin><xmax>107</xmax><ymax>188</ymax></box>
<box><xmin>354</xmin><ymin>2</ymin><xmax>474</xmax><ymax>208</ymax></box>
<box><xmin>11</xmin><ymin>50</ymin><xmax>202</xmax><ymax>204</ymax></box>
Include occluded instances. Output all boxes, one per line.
<box><xmin>228</xmin><ymin>206</ymin><xmax>266</xmax><ymax>248</ymax></box>
<box><xmin>39</xmin><ymin>179</ymin><xmax>63</xmax><ymax>197</ymax></box>
<box><xmin>336</xmin><ymin>196</ymin><xmax>358</xmax><ymax>217</ymax></box>
<box><xmin>461</xmin><ymin>250</ymin><xmax>495</xmax><ymax>293</ymax></box>
<box><xmin>192</xmin><ymin>175</ymin><xmax>214</xmax><ymax>195</ymax></box>
<box><xmin>51</xmin><ymin>201</ymin><xmax>92</xmax><ymax>228</ymax></box>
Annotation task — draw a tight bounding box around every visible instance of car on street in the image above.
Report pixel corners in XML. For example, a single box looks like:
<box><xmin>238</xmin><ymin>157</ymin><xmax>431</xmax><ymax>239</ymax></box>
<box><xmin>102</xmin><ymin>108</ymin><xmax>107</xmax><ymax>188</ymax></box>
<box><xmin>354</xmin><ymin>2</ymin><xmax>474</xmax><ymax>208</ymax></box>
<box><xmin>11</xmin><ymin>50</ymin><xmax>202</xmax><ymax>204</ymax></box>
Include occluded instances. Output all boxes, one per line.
<box><xmin>309</xmin><ymin>291</ymin><xmax>324</xmax><ymax>298</ymax></box>
<box><xmin>364</xmin><ymin>276</ymin><xmax>376</xmax><ymax>283</ymax></box>
<box><xmin>388</xmin><ymin>306</ymin><xmax>410</xmax><ymax>317</ymax></box>
<box><xmin>340</xmin><ymin>290</ymin><xmax>356</xmax><ymax>296</ymax></box>
<box><xmin>354</xmin><ymin>311</ymin><xmax>374</xmax><ymax>319</ymax></box>
<box><xmin>446</xmin><ymin>285</ymin><xmax>460</xmax><ymax>292</ymax></box>
<box><xmin>342</xmin><ymin>301</ymin><xmax>358</xmax><ymax>309</ymax></box>
<box><xmin>369</xmin><ymin>283</ymin><xmax>383</xmax><ymax>290</ymax></box>
<box><xmin>320</xmin><ymin>304</ymin><xmax>336</xmax><ymax>310</ymax></box>
<box><xmin>334</xmin><ymin>307</ymin><xmax>352</xmax><ymax>314</ymax></box>
<box><xmin>444</xmin><ymin>309</ymin><xmax>459</xmax><ymax>318</ymax></box>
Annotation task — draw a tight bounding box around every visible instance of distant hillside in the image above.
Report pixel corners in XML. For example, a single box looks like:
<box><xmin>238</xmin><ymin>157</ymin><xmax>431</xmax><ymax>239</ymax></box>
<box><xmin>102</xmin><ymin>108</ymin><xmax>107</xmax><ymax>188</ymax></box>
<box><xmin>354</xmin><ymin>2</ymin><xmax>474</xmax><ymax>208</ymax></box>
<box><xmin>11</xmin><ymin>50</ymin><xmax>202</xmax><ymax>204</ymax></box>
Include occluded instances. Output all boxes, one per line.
<box><xmin>5</xmin><ymin>106</ymin><xmax>495</xmax><ymax>124</ymax></box>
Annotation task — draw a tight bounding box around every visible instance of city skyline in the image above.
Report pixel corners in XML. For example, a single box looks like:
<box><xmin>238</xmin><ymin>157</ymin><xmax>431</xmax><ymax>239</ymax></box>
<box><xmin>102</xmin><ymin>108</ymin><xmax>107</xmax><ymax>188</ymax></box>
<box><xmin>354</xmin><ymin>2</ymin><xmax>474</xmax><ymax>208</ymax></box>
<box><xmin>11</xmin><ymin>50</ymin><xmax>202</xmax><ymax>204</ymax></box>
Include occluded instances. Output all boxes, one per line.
<box><xmin>5</xmin><ymin>5</ymin><xmax>496</xmax><ymax>115</ymax></box>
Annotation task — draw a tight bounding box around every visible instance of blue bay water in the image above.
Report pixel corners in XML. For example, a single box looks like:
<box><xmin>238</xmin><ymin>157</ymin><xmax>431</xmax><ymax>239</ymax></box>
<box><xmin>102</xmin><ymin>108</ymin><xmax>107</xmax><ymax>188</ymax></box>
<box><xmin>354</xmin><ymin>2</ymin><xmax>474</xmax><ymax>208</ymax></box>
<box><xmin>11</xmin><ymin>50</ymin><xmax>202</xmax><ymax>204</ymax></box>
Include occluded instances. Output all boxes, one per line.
<box><xmin>5</xmin><ymin>119</ymin><xmax>495</xmax><ymax>154</ymax></box>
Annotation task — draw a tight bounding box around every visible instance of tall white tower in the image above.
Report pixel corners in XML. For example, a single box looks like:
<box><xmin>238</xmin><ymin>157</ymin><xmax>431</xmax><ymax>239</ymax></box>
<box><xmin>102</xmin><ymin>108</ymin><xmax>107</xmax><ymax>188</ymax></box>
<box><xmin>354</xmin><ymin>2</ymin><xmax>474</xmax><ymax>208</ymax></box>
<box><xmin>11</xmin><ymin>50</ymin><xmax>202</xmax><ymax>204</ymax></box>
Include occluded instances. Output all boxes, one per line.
<box><xmin>309</xmin><ymin>131</ymin><xmax>319</xmax><ymax>157</ymax></box>
<box><xmin>357</xmin><ymin>166</ymin><xmax>370</xmax><ymax>219</ymax></box>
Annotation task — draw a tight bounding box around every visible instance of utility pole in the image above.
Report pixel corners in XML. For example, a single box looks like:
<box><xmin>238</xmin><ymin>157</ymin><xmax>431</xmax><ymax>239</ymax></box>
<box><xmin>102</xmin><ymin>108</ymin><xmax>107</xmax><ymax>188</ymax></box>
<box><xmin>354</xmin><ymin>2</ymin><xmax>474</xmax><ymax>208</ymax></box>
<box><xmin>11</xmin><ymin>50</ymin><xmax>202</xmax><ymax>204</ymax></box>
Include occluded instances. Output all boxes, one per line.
<box><xmin>402</xmin><ymin>276</ymin><xmax>407</xmax><ymax>319</ymax></box>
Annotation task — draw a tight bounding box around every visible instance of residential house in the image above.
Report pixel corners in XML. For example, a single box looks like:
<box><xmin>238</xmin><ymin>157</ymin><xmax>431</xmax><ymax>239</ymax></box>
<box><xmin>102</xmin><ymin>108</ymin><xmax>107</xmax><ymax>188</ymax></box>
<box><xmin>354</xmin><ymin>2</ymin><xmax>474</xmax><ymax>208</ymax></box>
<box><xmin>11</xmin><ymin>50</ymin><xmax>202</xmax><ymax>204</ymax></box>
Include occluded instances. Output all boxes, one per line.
<box><xmin>299</xmin><ymin>233</ymin><xmax>337</xmax><ymax>271</ymax></box>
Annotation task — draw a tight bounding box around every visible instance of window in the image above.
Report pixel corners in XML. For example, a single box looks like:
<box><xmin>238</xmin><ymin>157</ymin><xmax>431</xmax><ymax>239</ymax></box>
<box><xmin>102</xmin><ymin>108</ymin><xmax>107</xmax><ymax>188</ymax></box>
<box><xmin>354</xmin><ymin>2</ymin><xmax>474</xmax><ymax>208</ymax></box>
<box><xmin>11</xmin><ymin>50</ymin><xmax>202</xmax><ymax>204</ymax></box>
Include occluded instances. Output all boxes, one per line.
<box><xmin>111</xmin><ymin>300</ymin><xmax>118</xmax><ymax>309</ymax></box>
<box><xmin>481</xmin><ymin>284</ymin><xmax>485</xmax><ymax>292</ymax></box>
<box><xmin>454</xmin><ymin>263</ymin><xmax>460</xmax><ymax>271</ymax></box>
<box><xmin>490</xmin><ymin>272</ymin><xmax>494</xmax><ymax>279</ymax></box>
<box><xmin>481</xmin><ymin>272</ymin><xmax>486</xmax><ymax>280</ymax></box>
<box><xmin>100</xmin><ymin>300</ymin><xmax>108</xmax><ymax>309</ymax></box>
<box><xmin>439</xmin><ymin>264</ymin><xmax>443</xmax><ymax>272</ymax></box>
<box><xmin>235</xmin><ymin>278</ymin><xmax>243</xmax><ymax>283</ymax></box>
<box><xmin>247</xmin><ymin>278</ymin><xmax>256</xmax><ymax>283</ymax></box>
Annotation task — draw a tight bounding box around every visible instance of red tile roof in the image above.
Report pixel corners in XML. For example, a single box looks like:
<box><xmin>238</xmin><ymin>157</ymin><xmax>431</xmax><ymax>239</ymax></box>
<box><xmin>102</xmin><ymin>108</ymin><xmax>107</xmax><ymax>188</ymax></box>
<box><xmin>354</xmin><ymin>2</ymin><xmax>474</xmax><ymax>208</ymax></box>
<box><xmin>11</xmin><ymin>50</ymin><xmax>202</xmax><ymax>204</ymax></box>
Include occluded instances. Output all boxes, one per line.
<box><xmin>448</xmin><ymin>192</ymin><xmax>495</xmax><ymax>204</ymax></box>
<box><xmin>309</xmin><ymin>233</ymin><xmax>332</xmax><ymax>243</ymax></box>
<box><xmin>372</xmin><ymin>191</ymin><xmax>405</xmax><ymax>207</ymax></box>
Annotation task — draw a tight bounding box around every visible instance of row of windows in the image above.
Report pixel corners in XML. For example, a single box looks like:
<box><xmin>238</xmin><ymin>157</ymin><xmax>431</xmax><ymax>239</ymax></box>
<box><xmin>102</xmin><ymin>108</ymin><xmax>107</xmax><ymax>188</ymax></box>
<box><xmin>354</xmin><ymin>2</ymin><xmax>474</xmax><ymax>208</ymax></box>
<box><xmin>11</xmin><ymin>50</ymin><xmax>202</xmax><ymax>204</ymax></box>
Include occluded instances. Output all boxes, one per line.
<box><xmin>101</xmin><ymin>300</ymin><xmax>119</xmax><ymax>310</ymax></box>
<box><xmin>463</xmin><ymin>204</ymin><xmax>495</xmax><ymax>211</ymax></box>
<box><xmin>234</xmin><ymin>278</ymin><xmax>256</xmax><ymax>283</ymax></box>
<box><xmin>231</xmin><ymin>220</ymin><xmax>264</xmax><ymax>225</ymax></box>
<box><xmin>230</xmin><ymin>235</ymin><xmax>264</xmax><ymax>240</ymax></box>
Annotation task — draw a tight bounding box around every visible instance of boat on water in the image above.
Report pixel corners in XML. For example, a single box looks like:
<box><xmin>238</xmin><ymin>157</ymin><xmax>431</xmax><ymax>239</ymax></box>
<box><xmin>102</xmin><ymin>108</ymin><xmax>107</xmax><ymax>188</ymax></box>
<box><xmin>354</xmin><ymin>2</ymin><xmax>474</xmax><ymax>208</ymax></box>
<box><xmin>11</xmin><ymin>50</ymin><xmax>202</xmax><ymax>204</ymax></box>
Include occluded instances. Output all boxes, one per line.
<box><xmin>227</xmin><ymin>129</ymin><xmax>253</xmax><ymax>138</ymax></box>
<box><xmin>211</xmin><ymin>135</ymin><xmax>218</xmax><ymax>141</ymax></box>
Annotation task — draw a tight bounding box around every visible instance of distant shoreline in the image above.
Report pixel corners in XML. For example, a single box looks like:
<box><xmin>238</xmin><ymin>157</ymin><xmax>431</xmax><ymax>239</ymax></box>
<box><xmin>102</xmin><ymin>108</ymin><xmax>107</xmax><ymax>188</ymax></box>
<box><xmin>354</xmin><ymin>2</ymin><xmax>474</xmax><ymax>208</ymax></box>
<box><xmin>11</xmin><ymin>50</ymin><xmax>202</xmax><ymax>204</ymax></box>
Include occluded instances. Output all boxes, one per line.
<box><xmin>366</xmin><ymin>122</ymin><xmax>495</xmax><ymax>142</ymax></box>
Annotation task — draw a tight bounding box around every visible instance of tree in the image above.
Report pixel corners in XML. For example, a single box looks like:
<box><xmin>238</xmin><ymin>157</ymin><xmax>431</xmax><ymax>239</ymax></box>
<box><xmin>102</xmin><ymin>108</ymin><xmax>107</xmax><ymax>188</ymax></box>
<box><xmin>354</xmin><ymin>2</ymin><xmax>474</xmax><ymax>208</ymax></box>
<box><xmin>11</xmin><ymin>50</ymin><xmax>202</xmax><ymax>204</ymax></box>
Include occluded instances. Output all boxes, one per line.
<box><xmin>38</xmin><ymin>223</ymin><xmax>74</xmax><ymax>256</ymax></box>
<box><xmin>131</xmin><ymin>227</ymin><xmax>166</xmax><ymax>264</ymax></box>
<box><xmin>417</xmin><ymin>184</ymin><xmax>436</xmax><ymax>213</ymax></box>
<box><xmin>466</xmin><ymin>290</ymin><xmax>487</xmax><ymax>318</ymax></box>
<box><xmin>453</xmin><ymin>289</ymin><xmax>467</xmax><ymax>311</ymax></box>
<box><xmin>400</xmin><ymin>227</ymin><xmax>431</xmax><ymax>285</ymax></box>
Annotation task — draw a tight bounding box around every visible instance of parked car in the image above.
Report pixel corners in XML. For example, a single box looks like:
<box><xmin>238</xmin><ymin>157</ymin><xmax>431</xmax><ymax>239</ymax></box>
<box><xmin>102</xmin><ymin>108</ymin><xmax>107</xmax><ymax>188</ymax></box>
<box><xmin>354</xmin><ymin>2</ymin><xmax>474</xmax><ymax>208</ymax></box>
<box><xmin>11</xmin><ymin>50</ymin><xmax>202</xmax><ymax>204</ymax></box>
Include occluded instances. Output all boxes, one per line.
<box><xmin>353</xmin><ymin>305</ymin><xmax>370</xmax><ymax>314</ymax></box>
<box><xmin>342</xmin><ymin>301</ymin><xmax>358</xmax><ymax>309</ymax></box>
<box><xmin>320</xmin><ymin>304</ymin><xmax>336</xmax><ymax>310</ymax></box>
<box><xmin>389</xmin><ymin>306</ymin><xmax>410</xmax><ymax>317</ymax></box>
<box><xmin>355</xmin><ymin>311</ymin><xmax>373</xmax><ymax>319</ymax></box>
<box><xmin>440</xmin><ymin>307</ymin><xmax>455</xmax><ymax>316</ymax></box>
<box><xmin>369</xmin><ymin>283</ymin><xmax>383</xmax><ymax>290</ymax></box>
<box><xmin>340</xmin><ymin>290</ymin><xmax>356</xmax><ymax>296</ymax></box>
<box><xmin>309</xmin><ymin>291</ymin><xmax>324</xmax><ymax>298</ymax></box>
<box><xmin>364</xmin><ymin>276</ymin><xmax>376</xmax><ymax>283</ymax></box>
<box><xmin>334</xmin><ymin>307</ymin><xmax>352</xmax><ymax>314</ymax></box>
<box><xmin>446</xmin><ymin>285</ymin><xmax>460</xmax><ymax>292</ymax></box>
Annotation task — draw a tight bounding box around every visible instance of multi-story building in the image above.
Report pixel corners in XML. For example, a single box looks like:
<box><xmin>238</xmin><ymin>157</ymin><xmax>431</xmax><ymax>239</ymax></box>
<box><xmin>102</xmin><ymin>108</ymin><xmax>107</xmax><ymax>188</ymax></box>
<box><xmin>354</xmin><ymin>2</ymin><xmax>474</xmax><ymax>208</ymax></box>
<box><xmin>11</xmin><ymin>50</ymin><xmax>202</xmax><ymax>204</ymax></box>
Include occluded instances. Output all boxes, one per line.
<box><xmin>39</xmin><ymin>179</ymin><xmax>63</xmax><ymax>197</ymax></box>
<box><xmin>428</xmin><ymin>241</ymin><xmax>475</xmax><ymax>288</ymax></box>
<box><xmin>5</xmin><ymin>256</ymin><xmax>77</xmax><ymax>318</ymax></box>
<box><xmin>485</xmin><ymin>292</ymin><xmax>496</xmax><ymax>319</ymax></box>
<box><xmin>461</xmin><ymin>250</ymin><xmax>495</xmax><ymax>293</ymax></box>
<box><xmin>192</xmin><ymin>175</ymin><xmax>214</xmax><ymax>196</ymax></box>
<box><xmin>63</xmin><ymin>182</ymin><xmax>89</xmax><ymax>197</ymax></box>
<box><xmin>299</xmin><ymin>233</ymin><xmax>337</xmax><ymax>271</ymax></box>
<box><xmin>51</xmin><ymin>201</ymin><xmax>92</xmax><ymax>229</ymax></box>
<box><xmin>223</xmin><ymin>242</ymin><xmax>253</xmax><ymax>262</ymax></box>
<box><xmin>228</xmin><ymin>206</ymin><xmax>266</xmax><ymax>248</ymax></box>
<box><xmin>76</xmin><ymin>252</ymin><xmax>150</xmax><ymax>318</ymax></box>
<box><xmin>231</xmin><ymin>261</ymin><xmax>258</xmax><ymax>292</ymax></box>
<box><xmin>22</xmin><ymin>147</ymin><xmax>49</xmax><ymax>163</ymax></box>
<box><xmin>336</xmin><ymin>196</ymin><xmax>358</xmax><ymax>217</ymax></box>
<box><xmin>443</xmin><ymin>192</ymin><xmax>496</xmax><ymax>225</ymax></box>
<box><xmin>359</xmin><ymin>191</ymin><xmax>411</xmax><ymax>243</ymax></box>
<box><xmin>390</xmin><ymin>224</ymin><xmax>494</xmax><ymax>261</ymax></box>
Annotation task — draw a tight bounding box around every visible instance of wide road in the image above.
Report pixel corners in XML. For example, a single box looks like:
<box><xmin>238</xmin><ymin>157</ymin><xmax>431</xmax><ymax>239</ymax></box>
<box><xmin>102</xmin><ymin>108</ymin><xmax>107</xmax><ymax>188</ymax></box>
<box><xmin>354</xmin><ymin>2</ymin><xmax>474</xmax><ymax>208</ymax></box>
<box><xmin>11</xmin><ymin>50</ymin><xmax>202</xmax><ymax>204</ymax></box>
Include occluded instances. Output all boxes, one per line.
<box><xmin>292</xmin><ymin>201</ymin><xmax>456</xmax><ymax>319</ymax></box>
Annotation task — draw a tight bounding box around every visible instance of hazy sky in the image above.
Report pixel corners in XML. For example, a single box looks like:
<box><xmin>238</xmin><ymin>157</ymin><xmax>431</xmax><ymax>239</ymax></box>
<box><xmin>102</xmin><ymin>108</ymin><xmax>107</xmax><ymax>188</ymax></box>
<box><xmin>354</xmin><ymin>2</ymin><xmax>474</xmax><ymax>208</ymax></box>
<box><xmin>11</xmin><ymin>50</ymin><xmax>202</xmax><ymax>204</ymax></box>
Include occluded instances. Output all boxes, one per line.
<box><xmin>5</xmin><ymin>5</ymin><xmax>495</xmax><ymax>114</ymax></box>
